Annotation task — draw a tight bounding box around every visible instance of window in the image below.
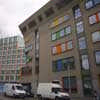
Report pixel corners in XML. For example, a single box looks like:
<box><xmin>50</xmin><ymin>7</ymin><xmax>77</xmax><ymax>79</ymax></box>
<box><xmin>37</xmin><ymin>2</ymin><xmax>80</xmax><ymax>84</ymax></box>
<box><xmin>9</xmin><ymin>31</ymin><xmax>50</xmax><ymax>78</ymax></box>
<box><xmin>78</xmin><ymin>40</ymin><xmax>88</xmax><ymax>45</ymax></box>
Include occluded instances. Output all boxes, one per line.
<box><xmin>16</xmin><ymin>76</ymin><xmax>20</xmax><ymax>80</ymax></box>
<box><xmin>61</xmin><ymin>43</ymin><xmax>66</xmax><ymax>52</ymax></box>
<box><xmin>83</xmin><ymin>75</ymin><xmax>93</xmax><ymax>96</ymax></box>
<box><xmin>85</xmin><ymin>0</ymin><xmax>94</xmax><ymax>9</ymax></box>
<box><xmin>76</xmin><ymin>21</ymin><xmax>84</xmax><ymax>34</ymax></box>
<box><xmin>92</xmin><ymin>31</ymin><xmax>100</xmax><ymax>42</ymax></box>
<box><xmin>56</xmin><ymin>31</ymin><xmax>60</xmax><ymax>39</ymax></box>
<box><xmin>10</xmin><ymin>76</ymin><xmax>14</xmax><ymax>80</ymax></box>
<box><xmin>63</xmin><ymin>76</ymin><xmax>77</xmax><ymax>93</ymax></box>
<box><xmin>95</xmin><ymin>51</ymin><xmax>100</xmax><ymax>64</ymax></box>
<box><xmin>79</xmin><ymin>37</ymin><xmax>87</xmax><ymax>49</ymax></box>
<box><xmin>98</xmin><ymin>12</ymin><xmax>100</xmax><ymax>21</ymax></box>
<box><xmin>57</xmin><ymin>60</ymin><xmax>63</xmax><ymax>71</ymax></box>
<box><xmin>67</xmin><ymin>41</ymin><xmax>73</xmax><ymax>50</ymax></box>
<box><xmin>52</xmin><ymin>61</ymin><xmax>57</xmax><ymax>72</ymax></box>
<box><xmin>52</xmin><ymin>57</ymin><xmax>75</xmax><ymax>72</ymax></box>
<box><xmin>52</xmin><ymin>33</ymin><xmax>56</xmax><ymax>41</ymax></box>
<box><xmin>89</xmin><ymin>14</ymin><xmax>97</xmax><ymax>24</ymax></box>
<box><xmin>52</xmin><ymin>46</ymin><xmax>57</xmax><ymax>55</ymax></box>
<box><xmin>60</xmin><ymin>29</ymin><xmax>65</xmax><ymax>37</ymax></box>
<box><xmin>73</xmin><ymin>5</ymin><xmax>82</xmax><ymax>19</ymax></box>
<box><xmin>65</xmin><ymin>26</ymin><xmax>71</xmax><ymax>35</ymax></box>
<box><xmin>81</xmin><ymin>55</ymin><xmax>90</xmax><ymax>70</ymax></box>
<box><xmin>1</xmin><ymin>70</ymin><xmax>4</xmax><ymax>74</ymax></box>
<box><xmin>5</xmin><ymin>76</ymin><xmax>9</xmax><ymax>81</ymax></box>
<box><xmin>94</xmin><ymin>0</ymin><xmax>100</xmax><ymax>5</ymax></box>
<box><xmin>0</xmin><ymin>76</ymin><xmax>4</xmax><ymax>80</ymax></box>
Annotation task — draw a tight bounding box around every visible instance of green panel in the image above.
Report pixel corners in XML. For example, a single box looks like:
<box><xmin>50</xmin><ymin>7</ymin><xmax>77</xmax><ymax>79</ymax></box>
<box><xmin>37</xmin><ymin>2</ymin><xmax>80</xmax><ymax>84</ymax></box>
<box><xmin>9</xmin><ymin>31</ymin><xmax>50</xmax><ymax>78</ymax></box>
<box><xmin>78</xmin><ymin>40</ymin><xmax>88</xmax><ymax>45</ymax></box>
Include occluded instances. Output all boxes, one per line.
<box><xmin>56</xmin><ymin>31</ymin><xmax>60</xmax><ymax>39</ymax></box>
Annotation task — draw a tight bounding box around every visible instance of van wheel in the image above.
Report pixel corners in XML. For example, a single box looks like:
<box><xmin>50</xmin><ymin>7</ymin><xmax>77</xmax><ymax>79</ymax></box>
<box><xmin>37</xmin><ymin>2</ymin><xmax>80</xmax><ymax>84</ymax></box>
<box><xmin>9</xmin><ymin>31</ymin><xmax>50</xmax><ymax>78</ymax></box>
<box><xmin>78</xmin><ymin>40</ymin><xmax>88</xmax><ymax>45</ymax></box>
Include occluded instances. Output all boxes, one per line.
<box><xmin>55</xmin><ymin>97</ymin><xmax>59</xmax><ymax>100</ymax></box>
<box><xmin>4</xmin><ymin>93</ymin><xmax>7</xmax><ymax>96</ymax></box>
<box><xmin>38</xmin><ymin>95</ymin><xmax>42</xmax><ymax>100</ymax></box>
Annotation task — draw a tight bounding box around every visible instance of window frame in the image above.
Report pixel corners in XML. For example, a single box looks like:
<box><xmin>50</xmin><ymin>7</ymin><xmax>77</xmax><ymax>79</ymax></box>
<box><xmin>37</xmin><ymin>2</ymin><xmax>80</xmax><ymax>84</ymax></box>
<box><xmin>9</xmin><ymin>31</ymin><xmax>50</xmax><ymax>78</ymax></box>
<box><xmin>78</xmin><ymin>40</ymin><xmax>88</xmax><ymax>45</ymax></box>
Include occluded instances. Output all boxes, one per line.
<box><xmin>95</xmin><ymin>50</ymin><xmax>100</xmax><ymax>65</ymax></box>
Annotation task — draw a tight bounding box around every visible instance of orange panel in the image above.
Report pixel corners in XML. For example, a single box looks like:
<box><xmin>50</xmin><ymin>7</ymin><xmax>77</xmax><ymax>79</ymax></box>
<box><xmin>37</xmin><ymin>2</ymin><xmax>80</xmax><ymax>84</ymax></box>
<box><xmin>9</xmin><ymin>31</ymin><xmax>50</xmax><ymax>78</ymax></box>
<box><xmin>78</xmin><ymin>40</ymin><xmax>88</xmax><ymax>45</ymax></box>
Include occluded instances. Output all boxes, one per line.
<box><xmin>96</xmin><ymin>13</ymin><xmax>99</xmax><ymax>22</ymax></box>
<box><xmin>56</xmin><ymin>44</ymin><xmax>62</xmax><ymax>54</ymax></box>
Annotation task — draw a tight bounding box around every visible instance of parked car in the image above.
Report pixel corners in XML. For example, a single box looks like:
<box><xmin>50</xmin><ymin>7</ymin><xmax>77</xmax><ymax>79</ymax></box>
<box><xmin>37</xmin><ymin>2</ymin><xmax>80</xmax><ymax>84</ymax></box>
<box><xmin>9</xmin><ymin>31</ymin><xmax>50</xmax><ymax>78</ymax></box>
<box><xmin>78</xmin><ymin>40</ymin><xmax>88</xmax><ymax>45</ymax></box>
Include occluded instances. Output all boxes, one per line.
<box><xmin>37</xmin><ymin>83</ymin><xmax>70</xmax><ymax>100</ymax></box>
<box><xmin>4</xmin><ymin>83</ymin><xmax>26</xmax><ymax>98</ymax></box>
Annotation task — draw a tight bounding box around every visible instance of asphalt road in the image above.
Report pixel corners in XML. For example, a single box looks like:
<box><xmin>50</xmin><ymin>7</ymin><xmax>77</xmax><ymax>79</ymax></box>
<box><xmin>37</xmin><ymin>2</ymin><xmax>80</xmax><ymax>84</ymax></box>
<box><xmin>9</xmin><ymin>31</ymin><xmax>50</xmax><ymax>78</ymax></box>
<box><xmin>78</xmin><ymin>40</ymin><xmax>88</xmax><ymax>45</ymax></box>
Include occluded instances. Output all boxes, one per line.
<box><xmin>0</xmin><ymin>94</ymin><xmax>34</xmax><ymax>100</ymax></box>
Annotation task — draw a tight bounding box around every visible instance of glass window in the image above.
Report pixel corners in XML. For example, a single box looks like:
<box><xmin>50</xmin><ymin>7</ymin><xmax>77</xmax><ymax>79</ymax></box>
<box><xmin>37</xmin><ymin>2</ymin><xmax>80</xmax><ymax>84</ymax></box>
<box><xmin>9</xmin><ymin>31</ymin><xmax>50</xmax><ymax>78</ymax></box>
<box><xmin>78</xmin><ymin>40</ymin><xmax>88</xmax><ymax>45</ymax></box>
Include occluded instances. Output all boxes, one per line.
<box><xmin>62</xmin><ymin>59</ymin><xmax>68</xmax><ymax>70</ymax></box>
<box><xmin>67</xmin><ymin>41</ymin><xmax>73</xmax><ymax>50</ymax></box>
<box><xmin>56</xmin><ymin>31</ymin><xmax>60</xmax><ymax>39</ymax></box>
<box><xmin>65</xmin><ymin>26</ymin><xmax>71</xmax><ymax>35</ymax></box>
<box><xmin>57</xmin><ymin>60</ymin><xmax>63</xmax><ymax>71</ymax></box>
<box><xmin>85</xmin><ymin>0</ymin><xmax>94</xmax><ymax>9</ymax></box>
<box><xmin>93</xmin><ymin>0</ymin><xmax>100</xmax><ymax>5</ymax></box>
<box><xmin>60</xmin><ymin>29</ymin><xmax>65</xmax><ymax>37</ymax></box>
<box><xmin>16</xmin><ymin>76</ymin><xmax>20</xmax><ymax>80</ymax></box>
<box><xmin>52</xmin><ymin>61</ymin><xmax>57</xmax><ymax>72</ymax></box>
<box><xmin>73</xmin><ymin>5</ymin><xmax>82</xmax><ymax>19</ymax></box>
<box><xmin>83</xmin><ymin>75</ymin><xmax>93</xmax><ymax>96</ymax></box>
<box><xmin>98</xmin><ymin>12</ymin><xmax>100</xmax><ymax>21</ymax></box>
<box><xmin>81</xmin><ymin>55</ymin><xmax>90</xmax><ymax>70</ymax></box>
<box><xmin>5</xmin><ymin>76</ymin><xmax>9</xmax><ymax>81</ymax></box>
<box><xmin>63</xmin><ymin>76</ymin><xmax>77</xmax><ymax>93</ymax></box>
<box><xmin>79</xmin><ymin>37</ymin><xmax>87</xmax><ymax>49</ymax></box>
<box><xmin>95</xmin><ymin>51</ymin><xmax>100</xmax><ymax>64</ymax></box>
<box><xmin>52</xmin><ymin>33</ymin><xmax>56</xmax><ymax>41</ymax></box>
<box><xmin>0</xmin><ymin>76</ymin><xmax>4</xmax><ymax>80</ymax></box>
<box><xmin>10</xmin><ymin>76</ymin><xmax>14</xmax><ymax>80</ymax></box>
<box><xmin>76</xmin><ymin>21</ymin><xmax>84</xmax><ymax>34</ymax></box>
<box><xmin>89</xmin><ymin>14</ymin><xmax>97</xmax><ymax>24</ymax></box>
<box><xmin>52</xmin><ymin>46</ymin><xmax>57</xmax><ymax>55</ymax></box>
<box><xmin>61</xmin><ymin>43</ymin><xmax>66</xmax><ymax>52</ymax></box>
<box><xmin>1</xmin><ymin>70</ymin><xmax>4</xmax><ymax>74</ymax></box>
<box><xmin>92</xmin><ymin>31</ymin><xmax>100</xmax><ymax>42</ymax></box>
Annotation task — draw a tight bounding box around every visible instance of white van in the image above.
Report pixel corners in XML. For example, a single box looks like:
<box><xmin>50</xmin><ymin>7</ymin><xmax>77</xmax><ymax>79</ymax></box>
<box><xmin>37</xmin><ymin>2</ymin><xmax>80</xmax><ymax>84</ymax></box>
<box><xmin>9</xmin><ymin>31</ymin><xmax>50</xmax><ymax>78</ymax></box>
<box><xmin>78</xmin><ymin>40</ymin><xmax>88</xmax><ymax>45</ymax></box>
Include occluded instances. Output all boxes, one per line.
<box><xmin>4</xmin><ymin>83</ymin><xmax>26</xmax><ymax>97</ymax></box>
<box><xmin>37</xmin><ymin>83</ymin><xmax>70</xmax><ymax>100</ymax></box>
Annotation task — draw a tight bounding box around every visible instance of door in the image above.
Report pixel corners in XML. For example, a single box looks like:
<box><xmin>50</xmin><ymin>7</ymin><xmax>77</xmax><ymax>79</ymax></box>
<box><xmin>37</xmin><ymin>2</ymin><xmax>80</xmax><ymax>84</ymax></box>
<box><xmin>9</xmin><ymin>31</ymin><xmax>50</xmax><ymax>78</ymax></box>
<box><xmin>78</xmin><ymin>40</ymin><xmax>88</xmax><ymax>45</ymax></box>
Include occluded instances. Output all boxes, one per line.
<box><xmin>98</xmin><ymin>75</ymin><xmax>100</xmax><ymax>90</ymax></box>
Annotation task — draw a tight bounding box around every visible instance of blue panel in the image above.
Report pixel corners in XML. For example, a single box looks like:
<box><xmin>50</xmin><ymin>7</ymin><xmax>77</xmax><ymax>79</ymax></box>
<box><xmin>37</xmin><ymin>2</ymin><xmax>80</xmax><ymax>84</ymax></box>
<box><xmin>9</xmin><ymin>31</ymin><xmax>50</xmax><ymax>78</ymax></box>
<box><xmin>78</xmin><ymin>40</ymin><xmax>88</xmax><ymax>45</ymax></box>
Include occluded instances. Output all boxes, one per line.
<box><xmin>57</xmin><ymin>60</ymin><xmax>62</xmax><ymax>71</ymax></box>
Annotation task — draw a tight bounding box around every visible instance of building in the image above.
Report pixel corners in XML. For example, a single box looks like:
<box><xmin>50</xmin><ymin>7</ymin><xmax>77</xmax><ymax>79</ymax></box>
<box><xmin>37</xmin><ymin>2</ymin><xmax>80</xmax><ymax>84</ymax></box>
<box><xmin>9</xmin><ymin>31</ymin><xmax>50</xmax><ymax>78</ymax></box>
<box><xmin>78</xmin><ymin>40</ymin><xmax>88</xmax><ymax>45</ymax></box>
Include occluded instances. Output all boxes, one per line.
<box><xmin>0</xmin><ymin>36</ymin><xmax>25</xmax><ymax>82</ymax></box>
<box><xmin>19</xmin><ymin>0</ymin><xmax>100</xmax><ymax>99</ymax></box>
<box><xmin>20</xmin><ymin>33</ymin><xmax>33</xmax><ymax>92</ymax></box>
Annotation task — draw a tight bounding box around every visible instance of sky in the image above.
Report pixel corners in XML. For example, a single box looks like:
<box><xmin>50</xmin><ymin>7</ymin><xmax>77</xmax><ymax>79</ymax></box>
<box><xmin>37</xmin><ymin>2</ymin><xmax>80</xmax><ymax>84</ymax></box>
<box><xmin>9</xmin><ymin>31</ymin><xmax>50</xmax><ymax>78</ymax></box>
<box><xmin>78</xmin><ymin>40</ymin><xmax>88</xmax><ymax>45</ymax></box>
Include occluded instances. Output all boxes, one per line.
<box><xmin>0</xmin><ymin>0</ymin><xmax>50</xmax><ymax>37</ymax></box>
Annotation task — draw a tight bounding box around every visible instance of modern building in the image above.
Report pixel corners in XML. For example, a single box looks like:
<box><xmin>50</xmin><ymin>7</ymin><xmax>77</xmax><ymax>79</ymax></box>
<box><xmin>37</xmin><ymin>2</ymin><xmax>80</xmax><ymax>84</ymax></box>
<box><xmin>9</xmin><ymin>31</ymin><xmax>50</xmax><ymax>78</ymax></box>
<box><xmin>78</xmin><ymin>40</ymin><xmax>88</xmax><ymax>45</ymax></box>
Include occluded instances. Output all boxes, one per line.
<box><xmin>19</xmin><ymin>0</ymin><xmax>100</xmax><ymax>99</ymax></box>
<box><xmin>0</xmin><ymin>36</ymin><xmax>25</xmax><ymax>82</ymax></box>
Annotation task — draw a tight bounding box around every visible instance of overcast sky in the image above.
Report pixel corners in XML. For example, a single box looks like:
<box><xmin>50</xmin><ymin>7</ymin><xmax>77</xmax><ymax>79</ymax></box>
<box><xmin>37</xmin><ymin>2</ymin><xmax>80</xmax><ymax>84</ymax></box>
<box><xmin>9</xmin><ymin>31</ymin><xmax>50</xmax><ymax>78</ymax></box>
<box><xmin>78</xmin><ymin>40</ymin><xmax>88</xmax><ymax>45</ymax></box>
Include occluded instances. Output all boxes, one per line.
<box><xmin>0</xmin><ymin>0</ymin><xmax>50</xmax><ymax>37</ymax></box>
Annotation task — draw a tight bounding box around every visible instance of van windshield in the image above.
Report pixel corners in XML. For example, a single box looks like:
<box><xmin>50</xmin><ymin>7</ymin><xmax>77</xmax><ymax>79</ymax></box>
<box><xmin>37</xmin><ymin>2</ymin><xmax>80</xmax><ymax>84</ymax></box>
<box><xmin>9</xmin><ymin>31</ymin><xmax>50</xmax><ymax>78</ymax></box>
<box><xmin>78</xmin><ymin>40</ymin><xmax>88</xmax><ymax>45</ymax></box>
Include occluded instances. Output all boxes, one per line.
<box><xmin>52</xmin><ymin>88</ymin><xmax>62</xmax><ymax>93</ymax></box>
<box><xmin>16</xmin><ymin>86</ymin><xmax>23</xmax><ymax>90</ymax></box>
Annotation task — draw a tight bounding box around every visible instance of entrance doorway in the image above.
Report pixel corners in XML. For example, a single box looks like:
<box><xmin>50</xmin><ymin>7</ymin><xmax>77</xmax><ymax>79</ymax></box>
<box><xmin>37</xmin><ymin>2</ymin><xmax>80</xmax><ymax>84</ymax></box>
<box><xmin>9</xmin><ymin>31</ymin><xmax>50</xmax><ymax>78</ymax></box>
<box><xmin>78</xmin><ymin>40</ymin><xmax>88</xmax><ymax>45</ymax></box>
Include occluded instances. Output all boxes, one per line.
<box><xmin>98</xmin><ymin>74</ymin><xmax>100</xmax><ymax>90</ymax></box>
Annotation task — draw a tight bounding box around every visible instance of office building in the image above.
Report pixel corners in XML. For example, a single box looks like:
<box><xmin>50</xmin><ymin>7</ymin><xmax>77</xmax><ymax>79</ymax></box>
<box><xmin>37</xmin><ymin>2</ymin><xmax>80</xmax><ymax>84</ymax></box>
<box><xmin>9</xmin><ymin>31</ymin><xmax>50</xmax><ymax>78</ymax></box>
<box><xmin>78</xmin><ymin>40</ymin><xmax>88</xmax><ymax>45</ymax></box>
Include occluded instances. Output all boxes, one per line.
<box><xmin>19</xmin><ymin>0</ymin><xmax>100</xmax><ymax>99</ymax></box>
<box><xmin>0</xmin><ymin>36</ymin><xmax>25</xmax><ymax>82</ymax></box>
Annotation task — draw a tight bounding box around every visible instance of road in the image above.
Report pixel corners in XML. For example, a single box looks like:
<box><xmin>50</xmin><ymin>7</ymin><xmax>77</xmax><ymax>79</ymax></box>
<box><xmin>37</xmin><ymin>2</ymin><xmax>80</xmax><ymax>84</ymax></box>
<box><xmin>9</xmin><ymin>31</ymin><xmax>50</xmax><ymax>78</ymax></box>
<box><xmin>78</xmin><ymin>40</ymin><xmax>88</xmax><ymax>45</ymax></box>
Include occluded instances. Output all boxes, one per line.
<box><xmin>0</xmin><ymin>94</ymin><xmax>34</xmax><ymax>100</ymax></box>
